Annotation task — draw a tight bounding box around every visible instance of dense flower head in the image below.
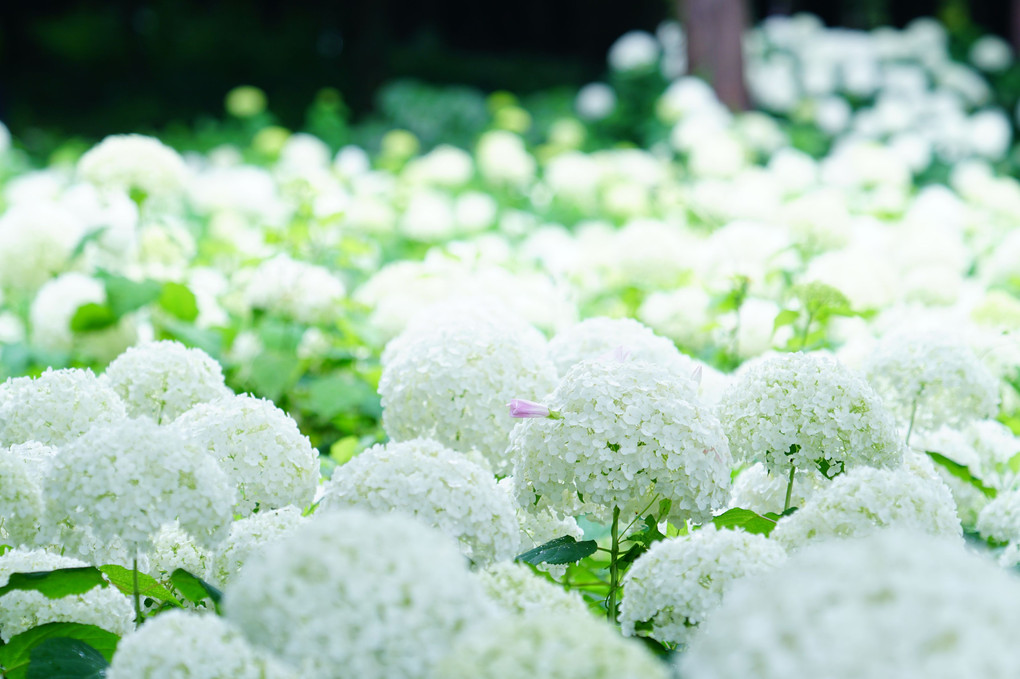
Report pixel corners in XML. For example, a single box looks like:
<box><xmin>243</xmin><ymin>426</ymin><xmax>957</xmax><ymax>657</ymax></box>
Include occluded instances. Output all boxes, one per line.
<box><xmin>0</xmin><ymin>442</ymin><xmax>56</xmax><ymax>546</ymax></box>
<box><xmin>209</xmin><ymin>506</ymin><xmax>307</xmax><ymax>587</ymax></box>
<box><xmin>0</xmin><ymin>203</ymin><xmax>87</xmax><ymax>293</ymax></box>
<box><xmin>77</xmin><ymin>133</ymin><xmax>188</xmax><ymax>197</ymax></box>
<box><xmin>106</xmin><ymin>609</ymin><xmax>296</xmax><ymax>679</ymax></box>
<box><xmin>0</xmin><ymin>368</ymin><xmax>127</xmax><ymax>447</ymax></box>
<box><xmin>0</xmin><ymin>548</ymin><xmax>134</xmax><ymax>642</ymax></box>
<box><xmin>620</xmin><ymin>525</ymin><xmax>787</xmax><ymax>645</ymax></box>
<box><xmin>497</xmin><ymin>477</ymin><xmax>584</xmax><ymax>578</ymax></box>
<box><xmin>379</xmin><ymin>307</ymin><xmax>558</xmax><ymax>473</ymax></box>
<box><xmin>770</xmin><ymin>465</ymin><xmax>961</xmax><ymax>549</ymax></box>
<box><xmin>173</xmin><ymin>394</ymin><xmax>319</xmax><ymax>516</ymax></box>
<box><xmin>146</xmin><ymin>522</ymin><xmax>211</xmax><ymax>582</ymax></box>
<box><xmin>509</xmin><ymin>357</ymin><xmax>732</xmax><ymax>524</ymax></box>
<box><xmin>718</xmin><ymin>352</ymin><xmax>903</xmax><ymax>478</ymax></box>
<box><xmin>223</xmin><ymin>509</ymin><xmax>496</xmax><ymax>679</ymax></box>
<box><xmin>976</xmin><ymin>490</ymin><xmax>1020</xmax><ymax>565</ymax></box>
<box><xmin>863</xmin><ymin>329</ymin><xmax>1000</xmax><ymax>435</ymax></box>
<box><xmin>430</xmin><ymin>611</ymin><xmax>670</xmax><ymax>679</ymax></box>
<box><xmin>476</xmin><ymin>562</ymin><xmax>588</xmax><ymax>616</ymax></box>
<box><xmin>678</xmin><ymin>529</ymin><xmax>1020</xmax><ymax>679</ymax></box>
<box><xmin>44</xmin><ymin>416</ymin><xmax>235</xmax><ymax>550</ymax></box>
<box><xmin>242</xmin><ymin>254</ymin><xmax>346</xmax><ymax>324</ymax></box>
<box><xmin>320</xmin><ymin>438</ymin><xmax>519</xmax><ymax>565</ymax></box>
<box><xmin>103</xmin><ymin>341</ymin><xmax>232</xmax><ymax>423</ymax></box>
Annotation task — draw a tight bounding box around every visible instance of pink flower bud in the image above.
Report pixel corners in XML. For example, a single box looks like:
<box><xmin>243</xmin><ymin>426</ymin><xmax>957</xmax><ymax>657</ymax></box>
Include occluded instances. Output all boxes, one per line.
<box><xmin>507</xmin><ymin>399</ymin><xmax>551</xmax><ymax>418</ymax></box>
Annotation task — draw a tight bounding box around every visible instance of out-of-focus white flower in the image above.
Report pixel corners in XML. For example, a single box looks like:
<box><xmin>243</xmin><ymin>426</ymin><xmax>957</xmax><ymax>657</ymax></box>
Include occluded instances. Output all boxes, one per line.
<box><xmin>548</xmin><ymin>317</ymin><xmax>698</xmax><ymax>378</ymax></box>
<box><xmin>476</xmin><ymin>131</ymin><xmax>535</xmax><ymax>188</ymax></box>
<box><xmin>575</xmin><ymin>83</ymin><xmax>617</xmax><ymax>121</ymax></box>
<box><xmin>608</xmin><ymin>30</ymin><xmax>660</xmax><ymax>72</ymax></box>
<box><xmin>475</xmin><ymin>561</ymin><xmax>588</xmax><ymax>616</ymax></box>
<box><xmin>970</xmin><ymin>35</ymin><xmax>1012</xmax><ymax>72</ymax></box>
<box><xmin>29</xmin><ymin>273</ymin><xmax>136</xmax><ymax>362</ymax></box>
<box><xmin>0</xmin><ymin>442</ymin><xmax>56</xmax><ymax>546</ymax></box>
<box><xmin>78</xmin><ymin>134</ymin><xmax>188</xmax><ymax>197</ymax></box>
<box><xmin>242</xmin><ymin>254</ymin><xmax>346</xmax><ymax>324</ymax></box>
<box><xmin>968</xmin><ymin>110</ymin><xmax>1012</xmax><ymax>160</ymax></box>
<box><xmin>0</xmin><ymin>203</ymin><xmax>86</xmax><ymax>293</ymax></box>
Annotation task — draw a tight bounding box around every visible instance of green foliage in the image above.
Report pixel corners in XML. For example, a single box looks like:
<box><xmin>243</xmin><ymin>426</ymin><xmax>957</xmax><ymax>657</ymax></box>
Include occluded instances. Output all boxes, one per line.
<box><xmin>25</xmin><ymin>638</ymin><xmax>108</xmax><ymax>679</ymax></box>
<box><xmin>0</xmin><ymin>568</ymin><xmax>107</xmax><ymax>600</ymax></box>
<box><xmin>926</xmin><ymin>451</ymin><xmax>997</xmax><ymax>499</ymax></box>
<box><xmin>97</xmin><ymin>565</ymin><xmax>181</xmax><ymax>609</ymax></box>
<box><xmin>0</xmin><ymin>624</ymin><xmax>118</xmax><ymax>679</ymax></box>
<box><xmin>516</xmin><ymin>536</ymin><xmax>598</xmax><ymax>566</ymax></box>
<box><xmin>170</xmin><ymin>569</ymin><xmax>223</xmax><ymax>612</ymax></box>
<box><xmin>711</xmin><ymin>507</ymin><xmax>779</xmax><ymax>537</ymax></box>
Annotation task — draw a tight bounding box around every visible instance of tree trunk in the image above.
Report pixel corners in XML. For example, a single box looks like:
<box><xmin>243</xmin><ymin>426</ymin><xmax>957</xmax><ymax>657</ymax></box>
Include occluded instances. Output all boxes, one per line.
<box><xmin>682</xmin><ymin>0</ymin><xmax>751</xmax><ymax>111</ymax></box>
<box><xmin>1013</xmin><ymin>0</ymin><xmax>1020</xmax><ymax>55</ymax></box>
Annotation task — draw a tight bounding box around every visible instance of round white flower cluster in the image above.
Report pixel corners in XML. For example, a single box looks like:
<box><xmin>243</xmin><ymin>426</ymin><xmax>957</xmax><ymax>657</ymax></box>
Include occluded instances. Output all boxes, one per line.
<box><xmin>147</xmin><ymin>522</ymin><xmax>210</xmax><ymax>581</ymax></box>
<box><xmin>209</xmin><ymin>506</ymin><xmax>307</xmax><ymax>587</ymax></box>
<box><xmin>678</xmin><ymin>529</ymin><xmax>1020</xmax><ymax>679</ymax></box>
<box><xmin>77</xmin><ymin>133</ymin><xmax>188</xmax><ymax>197</ymax></box>
<box><xmin>0</xmin><ymin>548</ymin><xmax>134</xmax><ymax>642</ymax></box>
<box><xmin>620</xmin><ymin>525</ymin><xmax>787</xmax><ymax>645</ymax></box>
<box><xmin>103</xmin><ymin>340</ymin><xmax>232</xmax><ymax>423</ymax></box>
<box><xmin>0</xmin><ymin>442</ymin><xmax>57</xmax><ymax>546</ymax></box>
<box><xmin>770</xmin><ymin>465</ymin><xmax>961</xmax><ymax>549</ymax></box>
<box><xmin>863</xmin><ymin>330</ymin><xmax>1000</xmax><ymax>436</ymax></box>
<box><xmin>976</xmin><ymin>490</ymin><xmax>1020</xmax><ymax>566</ymax></box>
<box><xmin>509</xmin><ymin>357</ymin><xmax>732</xmax><ymax>524</ymax></box>
<box><xmin>0</xmin><ymin>368</ymin><xmax>127</xmax><ymax>447</ymax></box>
<box><xmin>174</xmin><ymin>394</ymin><xmax>319</xmax><ymax>516</ymax></box>
<box><xmin>379</xmin><ymin>309</ymin><xmax>557</xmax><ymax>473</ymax></box>
<box><xmin>475</xmin><ymin>562</ymin><xmax>588</xmax><ymax>617</ymax></box>
<box><xmin>718</xmin><ymin>352</ymin><xmax>903</xmax><ymax>479</ymax></box>
<box><xmin>107</xmin><ymin>610</ymin><xmax>296</xmax><ymax>679</ymax></box>
<box><xmin>242</xmin><ymin>254</ymin><xmax>346</xmax><ymax>324</ymax></box>
<box><xmin>497</xmin><ymin>477</ymin><xmax>584</xmax><ymax>578</ymax></box>
<box><xmin>321</xmin><ymin>438</ymin><xmax>519</xmax><ymax>565</ymax></box>
<box><xmin>547</xmin><ymin>317</ymin><xmax>700</xmax><ymax>379</ymax></box>
<box><xmin>223</xmin><ymin>509</ymin><xmax>496</xmax><ymax>679</ymax></box>
<box><xmin>431</xmin><ymin>611</ymin><xmax>670</xmax><ymax>679</ymax></box>
<box><xmin>0</xmin><ymin>203</ymin><xmax>86</xmax><ymax>293</ymax></box>
<box><xmin>45</xmin><ymin>416</ymin><xmax>235</xmax><ymax>550</ymax></box>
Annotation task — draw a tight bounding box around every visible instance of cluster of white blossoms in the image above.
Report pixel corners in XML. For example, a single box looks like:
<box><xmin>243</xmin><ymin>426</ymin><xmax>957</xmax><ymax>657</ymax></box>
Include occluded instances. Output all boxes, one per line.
<box><xmin>223</xmin><ymin>510</ymin><xmax>496</xmax><ymax>679</ymax></box>
<box><xmin>0</xmin><ymin>442</ymin><xmax>56</xmax><ymax>545</ymax></box>
<box><xmin>379</xmin><ymin>306</ymin><xmax>557</xmax><ymax>472</ymax></box>
<box><xmin>475</xmin><ymin>562</ymin><xmax>588</xmax><ymax>617</ymax></box>
<box><xmin>209</xmin><ymin>506</ymin><xmax>307</xmax><ymax>587</ymax></box>
<box><xmin>863</xmin><ymin>329</ymin><xmax>1000</xmax><ymax>436</ymax></box>
<box><xmin>0</xmin><ymin>203</ymin><xmax>87</xmax><ymax>293</ymax></box>
<box><xmin>173</xmin><ymin>394</ymin><xmax>319</xmax><ymax>515</ymax></box>
<box><xmin>770</xmin><ymin>465</ymin><xmax>962</xmax><ymax>549</ymax></box>
<box><xmin>620</xmin><ymin>525</ymin><xmax>787</xmax><ymax>645</ymax></box>
<box><xmin>976</xmin><ymin>490</ymin><xmax>1020</xmax><ymax>566</ymax></box>
<box><xmin>718</xmin><ymin>352</ymin><xmax>903</xmax><ymax>478</ymax></box>
<box><xmin>320</xmin><ymin>438</ymin><xmax>519</xmax><ymax>565</ymax></box>
<box><xmin>547</xmin><ymin>317</ymin><xmax>700</xmax><ymax>378</ymax></box>
<box><xmin>0</xmin><ymin>548</ymin><xmax>134</xmax><ymax>642</ymax></box>
<box><xmin>147</xmin><ymin>522</ymin><xmax>210</xmax><ymax>581</ymax></box>
<box><xmin>678</xmin><ymin>529</ymin><xmax>1020</xmax><ymax>679</ymax></box>
<box><xmin>106</xmin><ymin>610</ymin><xmax>296</xmax><ymax>679</ymax></box>
<box><xmin>103</xmin><ymin>340</ymin><xmax>232</xmax><ymax>423</ymax></box>
<box><xmin>509</xmin><ymin>357</ymin><xmax>732</xmax><ymax>524</ymax></box>
<box><xmin>242</xmin><ymin>254</ymin><xmax>346</xmax><ymax>324</ymax></box>
<box><xmin>431</xmin><ymin>611</ymin><xmax>670</xmax><ymax>679</ymax></box>
<box><xmin>77</xmin><ymin>133</ymin><xmax>189</xmax><ymax>197</ymax></box>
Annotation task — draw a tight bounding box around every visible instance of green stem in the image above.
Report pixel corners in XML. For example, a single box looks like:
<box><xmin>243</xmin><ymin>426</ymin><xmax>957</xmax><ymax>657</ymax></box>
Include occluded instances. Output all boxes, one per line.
<box><xmin>784</xmin><ymin>464</ymin><xmax>796</xmax><ymax>513</ymax></box>
<box><xmin>132</xmin><ymin>554</ymin><xmax>142</xmax><ymax>627</ymax></box>
<box><xmin>798</xmin><ymin>311</ymin><xmax>814</xmax><ymax>352</ymax></box>
<box><xmin>905</xmin><ymin>397</ymin><xmax>919</xmax><ymax>447</ymax></box>
<box><xmin>607</xmin><ymin>506</ymin><xmax>621</xmax><ymax>624</ymax></box>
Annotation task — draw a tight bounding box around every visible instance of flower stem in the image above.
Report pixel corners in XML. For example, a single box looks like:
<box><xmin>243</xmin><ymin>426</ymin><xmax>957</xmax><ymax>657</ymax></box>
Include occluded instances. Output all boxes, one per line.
<box><xmin>784</xmin><ymin>464</ymin><xmax>796</xmax><ymax>513</ymax></box>
<box><xmin>132</xmin><ymin>553</ymin><xmax>142</xmax><ymax>627</ymax></box>
<box><xmin>905</xmin><ymin>397</ymin><xmax>919</xmax><ymax>447</ymax></box>
<box><xmin>798</xmin><ymin>311</ymin><xmax>814</xmax><ymax>352</ymax></box>
<box><xmin>607</xmin><ymin>505</ymin><xmax>621</xmax><ymax>624</ymax></box>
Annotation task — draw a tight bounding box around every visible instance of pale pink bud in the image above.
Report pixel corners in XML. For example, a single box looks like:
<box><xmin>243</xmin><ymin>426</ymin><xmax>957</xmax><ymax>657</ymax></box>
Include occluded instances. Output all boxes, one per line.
<box><xmin>691</xmin><ymin>364</ymin><xmax>703</xmax><ymax>386</ymax></box>
<box><xmin>507</xmin><ymin>399</ymin><xmax>551</xmax><ymax>418</ymax></box>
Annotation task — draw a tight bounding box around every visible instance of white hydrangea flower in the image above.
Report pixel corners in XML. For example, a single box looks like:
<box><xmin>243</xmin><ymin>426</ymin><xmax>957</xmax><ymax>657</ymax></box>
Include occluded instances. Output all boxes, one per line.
<box><xmin>107</xmin><ymin>610</ymin><xmax>296</xmax><ymax>679</ymax></box>
<box><xmin>607</xmin><ymin>30</ymin><xmax>660</xmax><ymax>71</ymax></box>
<box><xmin>209</xmin><ymin>506</ymin><xmax>307</xmax><ymax>588</ymax></box>
<box><xmin>223</xmin><ymin>510</ymin><xmax>496</xmax><ymax>679</ymax></box>
<box><xmin>0</xmin><ymin>202</ymin><xmax>87</xmax><ymax>293</ymax></box>
<box><xmin>728</xmin><ymin>463</ymin><xmax>820</xmax><ymax>516</ymax></box>
<box><xmin>321</xmin><ymin>438</ymin><xmax>519</xmax><ymax>565</ymax></box>
<box><xmin>718</xmin><ymin>352</ymin><xmax>903</xmax><ymax>479</ymax></box>
<box><xmin>379</xmin><ymin>309</ymin><xmax>557</xmax><ymax>473</ymax></box>
<box><xmin>575</xmin><ymin>83</ymin><xmax>617</xmax><ymax>121</ymax></box>
<box><xmin>45</xmin><ymin>417</ymin><xmax>235</xmax><ymax>551</ymax></box>
<box><xmin>147</xmin><ymin>522</ymin><xmax>211</xmax><ymax>581</ymax></box>
<box><xmin>431</xmin><ymin>611</ymin><xmax>670</xmax><ymax>679</ymax></box>
<box><xmin>476</xmin><ymin>131</ymin><xmax>535</xmax><ymax>187</ymax></box>
<box><xmin>173</xmin><ymin>395</ymin><xmax>319</xmax><ymax>516</ymax></box>
<box><xmin>476</xmin><ymin>562</ymin><xmax>588</xmax><ymax>616</ymax></box>
<box><xmin>103</xmin><ymin>341</ymin><xmax>232</xmax><ymax>423</ymax></box>
<box><xmin>77</xmin><ymin>134</ymin><xmax>188</xmax><ymax>197</ymax></box>
<box><xmin>976</xmin><ymin>490</ymin><xmax>1020</xmax><ymax>566</ymax></box>
<box><xmin>620</xmin><ymin>525</ymin><xmax>786</xmax><ymax>645</ymax></box>
<box><xmin>509</xmin><ymin>357</ymin><xmax>732</xmax><ymax>524</ymax></box>
<box><xmin>678</xmin><ymin>529</ymin><xmax>1020</xmax><ymax>679</ymax></box>
<box><xmin>771</xmin><ymin>465</ymin><xmax>961</xmax><ymax>549</ymax></box>
<box><xmin>0</xmin><ymin>548</ymin><xmax>134</xmax><ymax>642</ymax></box>
<box><xmin>547</xmin><ymin>317</ymin><xmax>699</xmax><ymax>380</ymax></box>
<box><xmin>242</xmin><ymin>254</ymin><xmax>346</xmax><ymax>324</ymax></box>
<box><xmin>0</xmin><ymin>368</ymin><xmax>127</xmax><ymax>447</ymax></box>
<box><xmin>0</xmin><ymin>442</ymin><xmax>57</xmax><ymax>546</ymax></box>
<box><xmin>497</xmin><ymin>477</ymin><xmax>584</xmax><ymax>578</ymax></box>
<box><xmin>969</xmin><ymin>35</ymin><xmax>1012</xmax><ymax>72</ymax></box>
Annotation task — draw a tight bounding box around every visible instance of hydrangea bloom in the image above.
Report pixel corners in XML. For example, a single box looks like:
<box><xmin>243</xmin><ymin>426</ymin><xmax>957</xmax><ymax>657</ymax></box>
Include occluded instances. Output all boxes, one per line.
<box><xmin>430</xmin><ymin>611</ymin><xmax>670</xmax><ymax>679</ymax></box>
<box><xmin>620</xmin><ymin>525</ymin><xmax>786</xmax><ymax>645</ymax></box>
<box><xmin>147</xmin><ymin>522</ymin><xmax>211</xmax><ymax>581</ymax></box>
<box><xmin>547</xmin><ymin>317</ymin><xmax>700</xmax><ymax>379</ymax></box>
<box><xmin>509</xmin><ymin>357</ymin><xmax>732</xmax><ymax>524</ymax></box>
<box><xmin>242</xmin><ymin>254</ymin><xmax>346</xmax><ymax>324</ymax></box>
<box><xmin>976</xmin><ymin>490</ymin><xmax>1020</xmax><ymax>566</ymax></box>
<box><xmin>770</xmin><ymin>465</ymin><xmax>961</xmax><ymax>549</ymax></box>
<box><xmin>103</xmin><ymin>341</ymin><xmax>231</xmax><ymax>423</ymax></box>
<box><xmin>209</xmin><ymin>506</ymin><xmax>307</xmax><ymax>587</ymax></box>
<box><xmin>106</xmin><ymin>610</ymin><xmax>296</xmax><ymax>679</ymax></box>
<box><xmin>475</xmin><ymin>562</ymin><xmax>588</xmax><ymax>616</ymax></box>
<box><xmin>45</xmin><ymin>417</ymin><xmax>235</xmax><ymax>551</ymax></box>
<box><xmin>0</xmin><ymin>442</ymin><xmax>56</xmax><ymax>546</ymax></box>
<box><xmin>0</xmin><ymin>368</ymin><xmax>127</xmax><ymax>447</ymax></box>
<box><xmin>0</xmin><ymin>549</ymin><xmax>134</xmax><ymax>642</ymax></box>
<box><xmin>379</xmin><ymin>309</ymin><xmax>557</xmax><ymax>473</ymax></box>
<box><xmin>0</xmin><ymin>203</ymin><xmax>86</xmax><ymax>293</ymax></box>
<box><xmin>320</xmin><ymin>438</ymin><xmax>519</xmax><ymax>565</ymax></box>
<box><xmin>498</xmin><ymin>477</ymin><xmax>584</xmax><ymax>578</ymax></box>
<box><xmin>173</xmin><ymin>395</ymin><xmax>319</xmax><ymax>515</ymax></box>
<box><xmin>77</xmin><ymin>133</ymin><xmax>188</xmax><ymax>197</ymax></box>
<box><xmin>223</xmin><ymin>510</ymin><xmax>496</xmax><ymax>679</ymax></box>
<box><xmin>863</xmin><ymin>330</ymin><xmax>999</xmax><ymax>436</ymax></box>
<box><xmin>678</xmin><ymin>529</ymin><xmax>1020</xmax><ymax>679</ymax></box>
<box><xmin>718</xmin><ymin>352</ymin><xmax>903</xmax><ymax>479</ymax></box>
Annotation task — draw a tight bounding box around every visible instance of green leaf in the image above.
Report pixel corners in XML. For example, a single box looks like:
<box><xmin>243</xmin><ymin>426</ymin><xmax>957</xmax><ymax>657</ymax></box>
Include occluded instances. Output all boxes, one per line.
<box><xmin>772</xmin><ymin>308</ymin><xmax>800</xmax><ymax>334</ymax></box>
<box><xmin>69</xmin><ymin>304</ymin><xmax>117</xmax><ymax>333</ymax></box>
<box><xmin>68</xmin><ymin>227</ymin><xmax>108</xmax><ymax>262</ymax></box>
<box><xmin>926</xmin><ymin>451</ymin><xmax>997</xmax><ymax>499</ymax></box>
<box><xmin>618</xmin><ymin>543</ymin><xmax>648</xmax><ymax>568</ymax></box>
<box><xmin>515</xmin><ymin>536</ymin><xmax>598</xmax><ymax>566</ymax></box>
<box><xmin>157</xmin><ymin>282</ymin><xmax>199</xmax><ymax>322</ymax></box>
<box><xmin>26</xmin><ymin>638</ymin><xmax>108</xmax><ymax>679</ymax></box>
<box><xmin>628</xmin><ymin>515</ymin><xmax>666</xmax><ymax>548</ymax></box>
<box><xmin>247</xmin><ymin>351</ymin><xmax>301</xmax><ymax>401</ymax></box>
<box><xmin>98</xmin><ymin>565</ymin><xmax>182</xmax><ymax>608</ymax></box>
<box><xmin>329</xmin><ymin>436</ymin><xmax>359</xmax><ymax>465</ymax></box>
<box><xmin>300</xmin><ymin>373</ymin><xmax>378</xmax><ymax>421</ymax></box>
<box><xmin>101</xmin><ymin>274</ymin><xmax>163</xmax><ymax>317</ymax></box>
<box><xmin>0</xmin><ymin>624</ymin><xmax>119</xmax><ymax>679</ymax></box>
<box><xmin>711</xmin><ymin>507</ymin><xmax>778</xmax><ymax>536</ymax></box>
<box><xmin>170</xmin><ymin>569</ymin><xmax>222</xmax><ymax>610</ymax></box>
<box><xmin>0</xmin><ymin>568</ymin><xmax>107</xmax><ymax>600</ymax></box>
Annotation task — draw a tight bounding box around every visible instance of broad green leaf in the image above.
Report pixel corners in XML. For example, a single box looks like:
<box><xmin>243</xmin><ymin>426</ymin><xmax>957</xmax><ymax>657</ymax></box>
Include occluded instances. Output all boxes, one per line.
<box><xmin>98</xmin><ymin>565</ymin><xmax>182</xmax><ymax>608</ymax></box>
<box><xmin>69</xmin><ymin>304</ymin><xmax>117</xmax><ymax>333</ymax></box>
<box><xmin>772</xmin><ymin>308</ymin><xmax>800</xmax><ymax>333</ymax></box>
<box><xmin>628</xmin><ymin>515</ymin><xmax>666</xmax><ymax>548</ymax></box>
<box><xmin>26</xmin><ymin>638</ymin><xmax>108</xmax><ymax>679</ymax></box>
<box><xmin>711</xmin><ymin>507</ymin><xmax>778</xmax><ymax>536</ymax></box>
<box><xmin>301</xmin><ymin>374</ymin><xmax>375</xmax><ymax>421</ymax></box>
<box><xmin>101</xmin><ymin>275</ymin><xmax>163</xmax><ymax>317</ymax></box>
<box><xmin>329</xmin><ymin>436</ymin><xmax>360</xmax><ymax>465</ymax></box>
<box><xmin>247</xmin><ymin>350</ymin><xmax>301</xmax><ymax>401</ymax></box>
<box><xmin>0</xmin><ymin>568</ymin><xmax>107</xmax><ymax>600</ymax></box>
<box><xmin>157</xmin><ymin>282</ymin><xmax>199</xmax><ymax>322</ymax></box>
<box><xmin>926</xmin><ymin>451</ymin><xmax>997</xmax><ymax>499</ymax></box>
<box><xmin>0</xmin><ymin>624</ymin><xmax>118</xmax><ymax>679</ymax></box>
<box><xmin>515</xmin><ymin>536</ymin><xmax>598</xmax><ymax>566</ymax></box>
<box><xmin>618</xmin><ymin>543</ymin><xmax>648</xmax><ymax>568</ymax></box>
<box><xmin>170</xmin><ymin>569</ymin><xmax>222</xmax><ymax>609</ymax></box>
